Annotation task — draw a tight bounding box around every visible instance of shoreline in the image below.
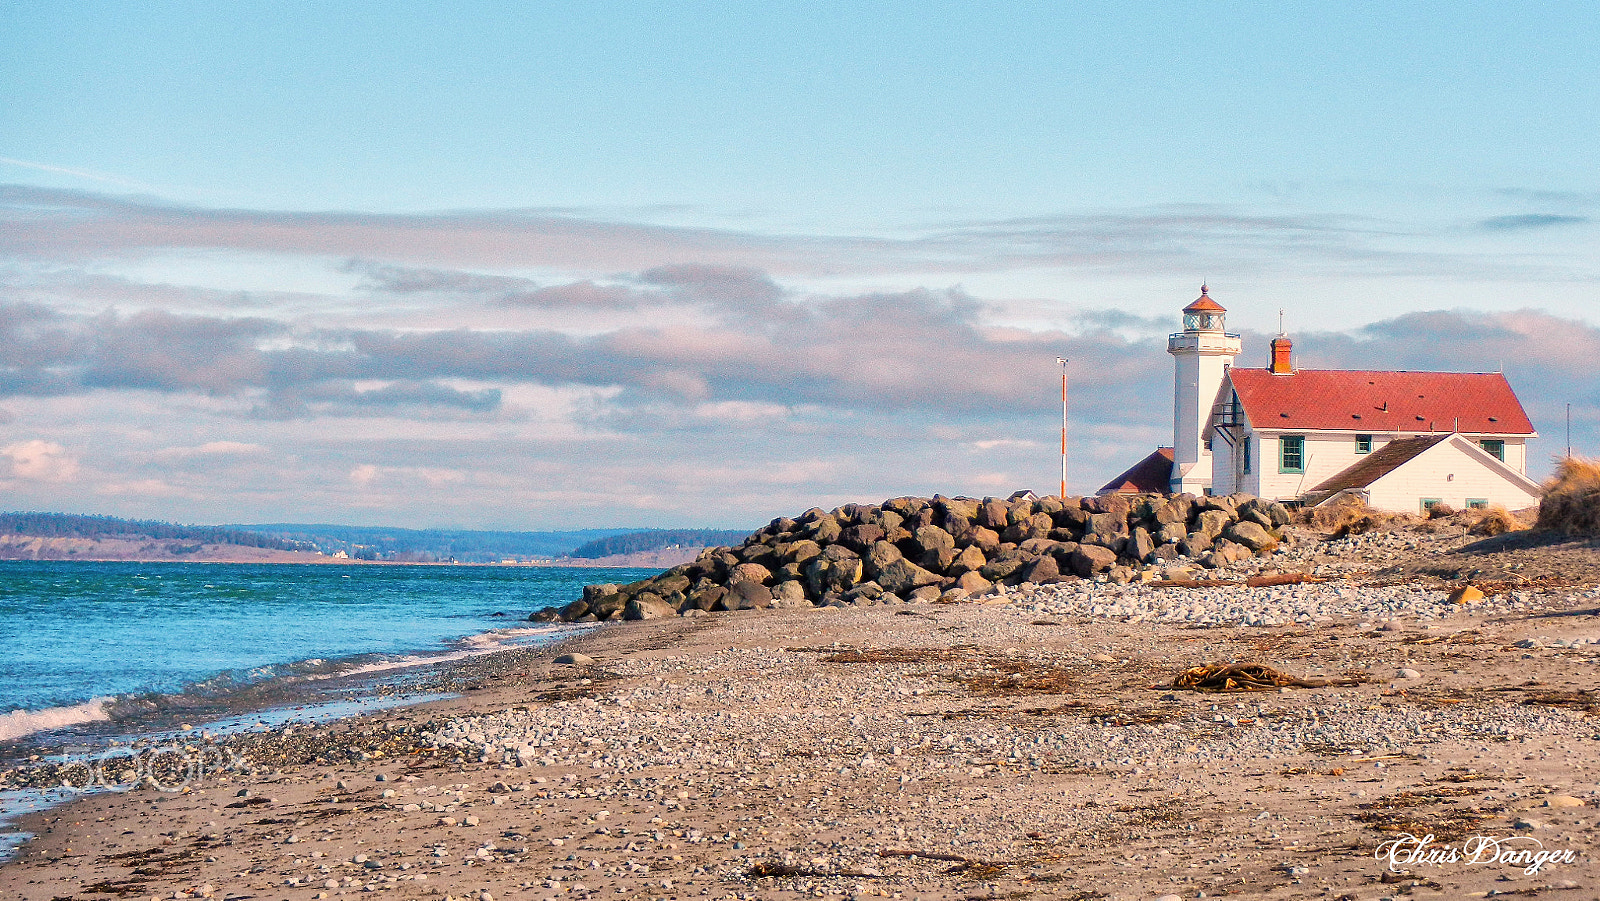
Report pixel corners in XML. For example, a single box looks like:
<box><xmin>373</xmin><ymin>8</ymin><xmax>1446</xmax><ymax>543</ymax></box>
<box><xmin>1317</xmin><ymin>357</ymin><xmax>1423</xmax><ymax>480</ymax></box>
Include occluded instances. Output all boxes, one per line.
<box><xmin>4</xmin><ymin>582</ymin><xmax>1598</xmax><ymax>899</ymax></box>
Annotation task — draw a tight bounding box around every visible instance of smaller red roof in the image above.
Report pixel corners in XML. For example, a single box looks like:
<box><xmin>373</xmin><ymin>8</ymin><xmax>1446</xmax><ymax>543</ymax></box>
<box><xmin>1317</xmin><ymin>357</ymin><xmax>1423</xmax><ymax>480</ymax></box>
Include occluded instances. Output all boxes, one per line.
<box><xmin>1099</xmin><ymin>447</ymin><xmax>1174</xmax><ymax>495</ymax></box>
<box><xmin>1183</xmin><ymin>285</ymin><xmax>1226</xmax><ymax>314</ymax></box>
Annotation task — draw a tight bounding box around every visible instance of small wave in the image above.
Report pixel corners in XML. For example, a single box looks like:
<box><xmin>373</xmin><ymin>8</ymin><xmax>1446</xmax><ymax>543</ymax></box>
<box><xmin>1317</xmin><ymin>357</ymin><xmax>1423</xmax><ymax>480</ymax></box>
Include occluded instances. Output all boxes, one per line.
<box><xmin>0</xmin><ymin>698</ymin><xmax>113</xmax><ymax>742</ymax></box>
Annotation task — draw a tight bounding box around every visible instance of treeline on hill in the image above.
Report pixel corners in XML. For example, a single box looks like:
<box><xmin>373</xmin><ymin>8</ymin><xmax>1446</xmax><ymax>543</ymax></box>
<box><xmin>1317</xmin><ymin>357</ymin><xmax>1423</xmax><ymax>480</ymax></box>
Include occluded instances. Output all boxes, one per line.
<box><xmin>567</xmin><ymin>529</ymin><xmax>753</xmax><ymax>559</ymax></box>
<box><xmin>241</xmin><ymin>524</ymin><xmax>634</xmax><ymax>563</ymax></box>
<box><xmin>0</xmin><ymin>512</ymin><xmax>311</xmax><ymax>551</ymax></box>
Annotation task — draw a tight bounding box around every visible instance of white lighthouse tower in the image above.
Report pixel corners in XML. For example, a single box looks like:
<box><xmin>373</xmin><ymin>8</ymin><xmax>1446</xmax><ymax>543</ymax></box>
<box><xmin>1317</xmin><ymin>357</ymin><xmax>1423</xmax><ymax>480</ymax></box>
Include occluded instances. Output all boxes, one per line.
<box><xmin>1167</xmin><ymin>286</ymin><xmax>1241</xmax><ymax>494</ymax></box>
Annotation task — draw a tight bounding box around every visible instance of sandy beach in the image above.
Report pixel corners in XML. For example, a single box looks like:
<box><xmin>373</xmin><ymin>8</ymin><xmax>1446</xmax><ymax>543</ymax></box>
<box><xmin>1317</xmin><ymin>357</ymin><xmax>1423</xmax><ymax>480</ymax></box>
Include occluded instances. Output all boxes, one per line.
<box><xmin>5</xmin><ymin>570</ymin><xmax>1599</xmax><ymax>901</ymax></box>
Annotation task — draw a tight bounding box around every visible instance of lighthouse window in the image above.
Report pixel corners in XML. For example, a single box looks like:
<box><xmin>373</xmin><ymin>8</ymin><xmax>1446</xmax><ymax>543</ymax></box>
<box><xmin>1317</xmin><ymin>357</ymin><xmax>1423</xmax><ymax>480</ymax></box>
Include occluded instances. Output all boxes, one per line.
<box><xmin>1355</xmin><ymin>434</ymin><xmax>1373</xmax><ymax>454</ymax></box>
<box><xmin>1279</xmin><ymin>435</ymin><xmax>1305</xmax><ymax>473</ymax></box>
<box><xmin>1479</xmin><ymin>439</ymin><xmax>1505</xmax><ymax>461</ymax></box>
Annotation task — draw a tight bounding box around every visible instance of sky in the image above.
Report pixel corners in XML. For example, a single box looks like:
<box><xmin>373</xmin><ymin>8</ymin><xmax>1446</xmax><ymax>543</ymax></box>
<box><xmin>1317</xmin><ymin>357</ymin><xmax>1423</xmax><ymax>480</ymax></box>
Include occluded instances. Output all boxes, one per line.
<box><xmin>2</xmin><ymin>2</ymin><xmax>1598</xmax><ymax>530</ymax></box>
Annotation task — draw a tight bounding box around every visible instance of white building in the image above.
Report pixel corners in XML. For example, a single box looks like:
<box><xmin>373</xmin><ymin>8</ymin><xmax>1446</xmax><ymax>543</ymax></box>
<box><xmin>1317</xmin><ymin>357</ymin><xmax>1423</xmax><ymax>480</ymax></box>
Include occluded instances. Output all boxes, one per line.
<box><xmin>1101</xmin><ymin>287</ymin><xmax>1543</xmax><ymax>513</ymax></box>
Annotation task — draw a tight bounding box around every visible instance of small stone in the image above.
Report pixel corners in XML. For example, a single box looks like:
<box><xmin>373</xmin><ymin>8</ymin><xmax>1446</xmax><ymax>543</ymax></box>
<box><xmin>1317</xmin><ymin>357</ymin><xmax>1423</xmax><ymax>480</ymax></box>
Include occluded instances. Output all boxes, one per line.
<box><xmin>463</xmin><ymin>815</ymin><xmax>480</xmax><ymax>826</ymax></box>
<box><xmin>1397</xmin><ymin>668</ymin><xmax>1422</xmax><ymax>680</ymax></box>
<box><xmin>554</xmin><ymin>653</ymin><xmax>595</xmax><ymax>666</ymax></box>
<box><xmin>1511</xmin><ymin>817</ymin><xmax>1543</xmax><ymax>830</ymax></box>
<box><xmin>1542</xmin><ymin>795</ymin><xmax>1584</xmax><ymax>808</ymax></box>
<box><xmin>438</xmin><ymin>817</ymin><xmax>457</xmax><ymax>826</ymax></box>
<box><xmin>1514</xmin><ymin>638</ymin><xmax>1543</xmax><ymax>649</ymax></box>
<box><xmin>1448</xmin><ymin>584</ymin><xmax>1485</xmax><ymax>604</ymax></box>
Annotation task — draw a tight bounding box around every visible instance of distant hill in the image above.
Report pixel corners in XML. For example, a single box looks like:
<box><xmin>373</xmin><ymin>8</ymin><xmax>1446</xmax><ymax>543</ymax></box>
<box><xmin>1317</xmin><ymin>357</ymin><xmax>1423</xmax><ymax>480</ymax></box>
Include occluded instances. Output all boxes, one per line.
<box><xmin>0</xmin><ymin>512</ymin><xmax>308</xmax><ymax>551</ymax></box>
<box><xmin>237</xmin><ymin>524</ymin><xmax>634</xmax><ymax>562</ymax></box>
<box><xmin>566</xmin><ymin>529</ymin><xmax>753</xmax><ymax>559</ymax></box>
<box><xmin>0</xmin><ymin>512</ymin><xmax>752</xmax><ymax>564</ymax></box>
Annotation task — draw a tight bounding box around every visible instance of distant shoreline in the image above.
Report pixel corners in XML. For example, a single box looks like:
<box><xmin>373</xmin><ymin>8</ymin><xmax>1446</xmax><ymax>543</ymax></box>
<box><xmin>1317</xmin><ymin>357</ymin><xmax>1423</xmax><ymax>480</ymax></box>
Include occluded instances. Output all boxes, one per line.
<box><xmin>0</xmin><ymin>537</ymin><xmax>703</xmax><ymax>569</ymax></box>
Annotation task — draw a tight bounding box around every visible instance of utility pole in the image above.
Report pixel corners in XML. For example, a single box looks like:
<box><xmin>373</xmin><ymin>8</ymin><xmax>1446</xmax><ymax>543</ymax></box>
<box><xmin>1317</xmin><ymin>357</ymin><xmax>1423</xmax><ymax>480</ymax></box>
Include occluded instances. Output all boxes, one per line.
<box><xmin>1055</xmin><ymin>357</ymin><xmax>1069</xmax><ymax>498</ymax></box>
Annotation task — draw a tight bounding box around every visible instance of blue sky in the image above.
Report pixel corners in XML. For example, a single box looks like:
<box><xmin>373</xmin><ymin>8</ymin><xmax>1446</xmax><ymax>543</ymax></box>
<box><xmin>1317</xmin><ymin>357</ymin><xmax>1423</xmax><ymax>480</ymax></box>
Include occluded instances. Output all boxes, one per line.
<box><xmin>1</xmin><ymin>3</ymin><xmax>1597</xmax><ymax>528</ymax></box>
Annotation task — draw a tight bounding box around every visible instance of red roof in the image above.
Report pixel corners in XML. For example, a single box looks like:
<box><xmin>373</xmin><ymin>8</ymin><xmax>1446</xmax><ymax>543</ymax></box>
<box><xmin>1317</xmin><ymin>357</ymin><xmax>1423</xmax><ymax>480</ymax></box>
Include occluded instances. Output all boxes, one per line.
<box><xmin>1098</xmin><ymin>447</ymin><xmax>1174</xmax><ymax>494</ymax></box>
<box><xmin>1225</xmin><ymin>369</ymin><xmax>1535</xmax><ymax>435</ymax></box>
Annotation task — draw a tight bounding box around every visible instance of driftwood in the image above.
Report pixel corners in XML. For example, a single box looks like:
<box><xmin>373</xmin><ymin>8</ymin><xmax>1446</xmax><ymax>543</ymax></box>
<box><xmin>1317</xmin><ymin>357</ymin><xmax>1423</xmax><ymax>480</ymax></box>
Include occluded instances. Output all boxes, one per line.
<box><xmin>1151</xmin><ymin>573</ymin><xmax>1333</xmax><ymax>589</ymax></box>
<box><xmin>1173</xmin><ymin>663</ymin><xmax>1365</xmax><ymax>692</ymax></box>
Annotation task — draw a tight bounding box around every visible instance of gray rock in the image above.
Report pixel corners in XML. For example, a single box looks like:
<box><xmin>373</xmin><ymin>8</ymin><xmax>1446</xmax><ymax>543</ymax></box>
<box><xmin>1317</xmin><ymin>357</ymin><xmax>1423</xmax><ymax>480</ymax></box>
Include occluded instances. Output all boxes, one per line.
<box><xmin>728</xmin><ymin>562</ymin><xmax>772</xmax><ymax>585</ymax></box>
<box><xmin>954</xmin><ymin>570</ymin><xmax>992</xmax><ymax>594</ymax></box>
<box><xmin>1222</xmin><ymin>520</ymin><xmax>1278</xmax><ymax>553</ymax></box>
<box><xmin>913</xmin><ymin>524</ymin><xmax>955</xmax><ymax>554</ymax></box>
<box><xmin>553</xmin><ymin>653</ymin><xmax>595</xmax><ymax>666</ymax></box>
<box><xmin>1069</xmin><ymin>544</ymin><xmax>1118</xmax><ymax>577</ymax></box>
<box><xmin>968</xmin><ymin>527</ymin><xmax>1002</xmax><ymax>553</ymax></box>
<box><xmin>864</xmin><ymin>540</ymin><xmax>904</xmax><ymax>578</ymax></box>
<box><xmin>1195</xmin><ymin>508</ymin><xmax>1231</xmax><ymax>539</ymax></box>
<box><xmin>875</xmin><ymin>558</ymin><xmax>942</xmax><ymax>594</ymax></box>
<box><xmin>948</xmin><ymin>543</ymin><xmax>987</xmax><ymax>574</ymax></box>
<box><xmin>582</xmin><ymin>584</ymin><xmax>618</xmax><ymax>603</ymax></box>
<box><xmin>623</xmin><ymin>592</ymin><xmax>677</xmax><ymax>620</ymax></box>
<box><xmin>770</xmin><ymin>580</ymin><xmax>811</xmax><ymax>608</ymax></box>
<box><xmin>804</xmin><ymin>544</ymin><xmax>863</xmax><ymax>596</ymax></box>
<box><xmin>729</xmin><ymin>579</ymin><xmax>774</xmax><ymax>609</ymax></box>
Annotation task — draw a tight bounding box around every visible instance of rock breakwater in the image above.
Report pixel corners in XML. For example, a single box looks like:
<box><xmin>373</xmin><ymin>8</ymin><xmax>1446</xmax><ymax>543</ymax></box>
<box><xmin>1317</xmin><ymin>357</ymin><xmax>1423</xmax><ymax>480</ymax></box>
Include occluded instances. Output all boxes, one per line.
<box><xmin>541</xmin><ymin>492</ymin><xmax>1292</xmax><ymax>623</ymax></box>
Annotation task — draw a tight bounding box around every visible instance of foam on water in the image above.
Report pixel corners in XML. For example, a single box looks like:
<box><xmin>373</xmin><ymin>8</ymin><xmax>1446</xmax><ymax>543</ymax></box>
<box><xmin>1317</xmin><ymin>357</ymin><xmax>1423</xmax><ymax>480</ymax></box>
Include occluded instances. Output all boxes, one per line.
<box><xmin>0</xmin><ymin>698</ymin><xmax>114</xmax><ymax>743</ymax></box>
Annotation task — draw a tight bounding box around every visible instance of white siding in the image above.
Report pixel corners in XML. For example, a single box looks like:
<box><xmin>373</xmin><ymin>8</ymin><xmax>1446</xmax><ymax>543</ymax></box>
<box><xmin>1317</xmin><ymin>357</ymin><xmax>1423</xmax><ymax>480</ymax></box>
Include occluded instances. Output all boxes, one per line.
<box><xmin>1363</xmin><ymin>437</ymin><xmax>1541</xmax><ymax>513</ymax></box>
<box><xmin>1221</xmin><ymin>430</ymin><xmax>1532</xmax><ymax>503</ymax></box>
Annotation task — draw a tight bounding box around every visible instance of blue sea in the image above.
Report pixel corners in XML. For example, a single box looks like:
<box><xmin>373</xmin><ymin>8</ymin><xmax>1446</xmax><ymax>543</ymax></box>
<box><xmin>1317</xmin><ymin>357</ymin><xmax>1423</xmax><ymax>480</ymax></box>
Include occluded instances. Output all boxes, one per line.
<box><xmin>0</xmin><ymin>561</ymin><xmax>658</xmax><ymax>745</ymax></box>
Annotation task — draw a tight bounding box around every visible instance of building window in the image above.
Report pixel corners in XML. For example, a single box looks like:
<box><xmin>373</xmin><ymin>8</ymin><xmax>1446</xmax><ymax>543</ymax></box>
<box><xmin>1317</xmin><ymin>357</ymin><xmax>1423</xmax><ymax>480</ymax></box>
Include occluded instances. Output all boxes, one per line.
<box><xmin>1355</xmin><ymin>434</ymin><xmax>1373</xmax><ymax>454</ymax></box>
<box><xmin>1279</xmin><ymin>435</ymin><xmax>1305</xmax><ymax>473</ymax></box>
<box><xmin>1242</xmin><ymin>439</ymin><xmax>1251</xmax><ymax>474</ymax></box>
<box><xmin>1465</xmin><ymin>498</ymin><xmax>1489</xmax><ymax>509</ymax></box>
<box><xmin>1420</xmin><ymin>497</ymin><xmax>1444</xmax><ymax>513</ymax></box>
<box><xmin>1480</xmin><ymin>439</ymin><xmax>1505</xmax><ymax>461</ymax></box>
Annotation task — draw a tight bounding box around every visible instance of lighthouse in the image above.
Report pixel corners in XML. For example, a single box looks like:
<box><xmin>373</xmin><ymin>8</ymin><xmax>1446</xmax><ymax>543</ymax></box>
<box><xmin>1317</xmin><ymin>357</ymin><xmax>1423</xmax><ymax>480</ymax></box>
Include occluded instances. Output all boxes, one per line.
<box><xmin>1166</xmin><ymin>286</ymin><xmax>1241</xmax><ymax>494</ymax></box>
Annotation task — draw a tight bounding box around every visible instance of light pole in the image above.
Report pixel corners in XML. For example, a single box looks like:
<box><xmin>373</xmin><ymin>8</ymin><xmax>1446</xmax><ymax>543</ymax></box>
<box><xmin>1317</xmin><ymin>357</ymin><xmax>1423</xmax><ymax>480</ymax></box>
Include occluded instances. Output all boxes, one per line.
<box><xmin>1055</xmin><ymin>357</ymin><xmax>1069</xmax><ymax>498</ymax></box>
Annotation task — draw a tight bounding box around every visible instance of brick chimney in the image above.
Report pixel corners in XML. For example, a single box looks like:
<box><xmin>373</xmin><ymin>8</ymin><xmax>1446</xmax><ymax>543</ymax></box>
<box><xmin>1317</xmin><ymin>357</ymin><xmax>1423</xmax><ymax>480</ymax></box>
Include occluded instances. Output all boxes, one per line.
<box><xmin>1269</xmin><ymin>335</ymin><xmax>1293</xmax><ymax>374</ymax></box>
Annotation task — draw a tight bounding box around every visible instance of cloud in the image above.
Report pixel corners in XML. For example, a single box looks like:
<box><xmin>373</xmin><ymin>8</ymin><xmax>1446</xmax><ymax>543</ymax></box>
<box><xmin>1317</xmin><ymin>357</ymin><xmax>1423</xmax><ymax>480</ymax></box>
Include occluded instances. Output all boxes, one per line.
<box><xmin>155</xmin><ymin>441</ymin><xmax>267</xmax><ymax>460</ymax></box>
<box><xmin>1479</xmin><ymin>213</ymin><xmax>1589</xmax><ymax>231</ymax></box>
<box><xmin>2</xmin><ymin>440</ymin><xmax>80</xmax><ymax>482</ymax></box>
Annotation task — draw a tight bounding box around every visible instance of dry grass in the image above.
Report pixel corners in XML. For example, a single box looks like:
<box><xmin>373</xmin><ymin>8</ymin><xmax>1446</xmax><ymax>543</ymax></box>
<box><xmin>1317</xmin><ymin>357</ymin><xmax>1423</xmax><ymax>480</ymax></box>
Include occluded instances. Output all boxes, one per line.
<box><xmin>1537</xmin><ymin>456</ymin><xmax>1600</xmax><ymax>536</ymax></box>
<box><xmin>1465</xmin><ymin>504</ymin><xmax>1527</xmax><ymax>536</ymax></box>
<box><xmin>1305</xmin><ymin>496</ymin><xmax>1416</xmax><ymax>537</ymax></box>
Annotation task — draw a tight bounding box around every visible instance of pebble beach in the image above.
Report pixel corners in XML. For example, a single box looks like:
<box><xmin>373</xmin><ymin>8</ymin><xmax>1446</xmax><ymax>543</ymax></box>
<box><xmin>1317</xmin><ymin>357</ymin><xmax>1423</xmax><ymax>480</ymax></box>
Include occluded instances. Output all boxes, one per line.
<box><xmin>5</xmin><ymin>522</ymin><xmax>1600</xmax><ymax>901</ymax></box>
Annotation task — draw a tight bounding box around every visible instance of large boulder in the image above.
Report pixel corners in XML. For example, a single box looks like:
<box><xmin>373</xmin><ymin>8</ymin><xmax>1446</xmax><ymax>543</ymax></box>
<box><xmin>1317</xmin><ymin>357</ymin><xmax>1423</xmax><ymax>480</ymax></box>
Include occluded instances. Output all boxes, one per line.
<box><xmin>592</xmin><ymin>593</ymin><xmax>627</xmax><ymax>620</ymax></box>
<box><xmin>1015</xmin><ymin>555</ymin><xmax>1060</xmax><ymax>584</ymax></box>
<box><xmin>1127</xmin><ymin>526</ymin><xmax>1155</xmax><ymax>562</ymax></box>
<box><xmin>875</xmin><ymin>558</ymin><xmax>942</xmax><ymax>594</ymax></box>
<box><xmin>730</xmin><ymin>579</ymin><xmax>774</xmax><ymax>609</ymax></box>
<box><xmin>947</xmin><ymin>543</ymin><xmax>987</xmax><ymax>575</ymax></box>
<box><xmin>840</xmin><ymin>524</ymin><xmax>886</xmax><ymax>552</ymax></box>
<box><xmin>624</xmin><ymin>593</ymin><xmax>677</xmax><ymax>620</ymax></box>
<box><xmin>1194</xmin><ymin>509</ymin><xmax>1231</xmax><ymax>539</ymax></box>
<box><xmin>728</xmin><ymin>562</ymin><xmax>772</xmax><ymax>585</ymax></box>
<box><xmin>968</xmin><ymin>527</ymin><xmax>1002</xmax><ymax>553</ymax></box>
<box><xmin>1069</xmin><ymin>544</ymin><xmax>1119</xmax><ymax>577</ymax></box>
<box><xmin>583</xmin><ymin>583</ymin><xmax>618</xmax><ymax>604</ymax></box>
<box><xmin>977</xmin><ymin>498</ymin><xmax>1010</xmax><ymax>529</ymax></box>
<box><xmin>864</xmin><ymin>540</ymin><xmax>904</xmax><ymax>578</ymax></box>
<box><xmin>921</xmin><ymin>545</ymin><xmax>959</xmax><ymax>572</ymax></box>
<box><xmin>954</xmin><ymin>570</ymin><xmax>993</xmax><ymax>594</ymax></box>
<box><xmin>979</xmin><ymin>550</ymin><xmax>1028</xmax><ymax>583</ymax></box>
<box><xmin>811</xmin><ymin>518</ymin><xmax>844</xmax><ymax>544</ymax></box>
<box><xmin>1222</xmin><ymin>520</ymin><xmax>1278</xmax><ymax>553</ymax></box>
<box><xmin>770</xmin><ymin>580</ymin><xmax>811</xmax><ymax>608</ymax></box>
<box><xmin>912</xmin><ymin>525</ymin><xmax>956</xmax><ymax>555</ymax></box>
<box><xmin>804</xmin><ymin>545</ymin><xmax>862</xmax><ymax>596</ymax></box>
<box><xmin>559</xmin><ymin>598</ymin><xmax>590</xmax><ymax>621</ymax></box>
<box><xmin>778</xmin><ymin>539</ymin><xmax>822</xmax><ymax>565</ymax></box>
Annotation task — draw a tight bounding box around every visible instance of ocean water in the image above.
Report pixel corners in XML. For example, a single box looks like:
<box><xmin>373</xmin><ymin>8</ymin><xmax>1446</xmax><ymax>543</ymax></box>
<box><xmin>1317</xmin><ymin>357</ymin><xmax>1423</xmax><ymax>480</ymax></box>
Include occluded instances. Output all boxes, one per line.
<box><xmin>0</xmin><ymin>561</ymin><xmax>658</xmax><ymax>744</ymax></box>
